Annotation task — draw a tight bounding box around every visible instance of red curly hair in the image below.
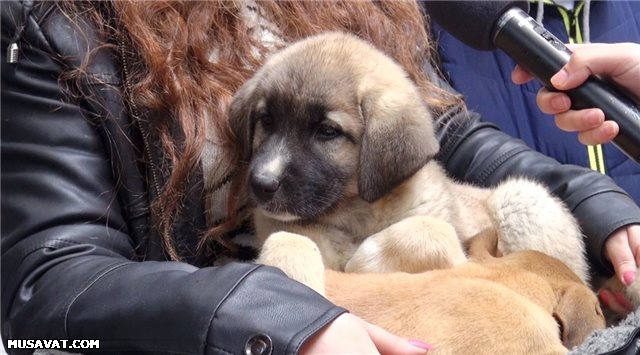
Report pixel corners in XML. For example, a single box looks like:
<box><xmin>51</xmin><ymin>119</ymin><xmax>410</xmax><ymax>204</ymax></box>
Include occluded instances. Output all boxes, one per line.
<box><xmin>62</xmin><ymin>0</ymin><xmax>461</xmax><ymax>261</ymax></box>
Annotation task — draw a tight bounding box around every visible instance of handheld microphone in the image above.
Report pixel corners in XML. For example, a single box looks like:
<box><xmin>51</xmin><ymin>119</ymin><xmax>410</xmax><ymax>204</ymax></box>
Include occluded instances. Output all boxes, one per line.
<box><xmin>424</xmin><ymin>1</ymin><xmax>640</xmax><ymax>163</ymax></box>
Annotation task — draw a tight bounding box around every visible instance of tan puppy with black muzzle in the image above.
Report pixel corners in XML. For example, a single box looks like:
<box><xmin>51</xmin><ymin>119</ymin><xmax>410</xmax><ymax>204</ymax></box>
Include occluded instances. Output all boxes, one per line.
<box><xmin>258</xmin><ymin>228</ymin><xmax>606</xmax><ymax>355</ymax></box>
<box><xmin>229</xmin><ymin>31</ymin><xmax>590</xmax><ymax>283</ymax></box>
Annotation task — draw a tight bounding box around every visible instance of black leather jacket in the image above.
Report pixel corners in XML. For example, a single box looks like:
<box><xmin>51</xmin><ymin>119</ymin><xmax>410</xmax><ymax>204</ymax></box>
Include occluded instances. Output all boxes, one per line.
<box><xmin>2</xmin><ymin>1</ymin><xmax>640</xmax><ymax>354</ymax></box>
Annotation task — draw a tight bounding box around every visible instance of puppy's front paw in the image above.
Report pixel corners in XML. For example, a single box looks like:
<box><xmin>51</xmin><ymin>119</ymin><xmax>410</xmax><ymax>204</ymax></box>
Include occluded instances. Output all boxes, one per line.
<box><xmin>257</xmin><ymin>232</ymin><xmax>326</xmax><ymax>295</ymax></box>
<box><xmin>345</xmin><ymin>215</ymin><xmax>466</xmax><ymax>273</ymax></box>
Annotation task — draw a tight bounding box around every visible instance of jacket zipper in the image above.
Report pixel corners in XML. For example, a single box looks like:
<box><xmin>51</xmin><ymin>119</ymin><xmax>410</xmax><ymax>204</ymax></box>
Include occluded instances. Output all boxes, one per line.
<box><xmin>118</xmin><ymin>40</ymin><xmax>164</xmax><ymax>209</ymax></box>
<box><xmin>555</xmin><ymin>2</ymin><xmax>606</xmax><ymax>174</ymax></box>
<box><xmin>568</xmin><ymin>10</ymin><xmax>577</xmax><ymax>42</ymax></box>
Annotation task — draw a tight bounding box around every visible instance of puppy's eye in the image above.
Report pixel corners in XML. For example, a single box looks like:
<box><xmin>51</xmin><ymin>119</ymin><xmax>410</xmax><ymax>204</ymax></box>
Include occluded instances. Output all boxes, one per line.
<box><xmin>316</xmin><ymin>123</ymin><xmax>342</xmax><ymax>140</ymax></box>
<box><xmin>257</xmin><ymin>114</ymin><xmax>274</xmax><ymax>129</ymax></box>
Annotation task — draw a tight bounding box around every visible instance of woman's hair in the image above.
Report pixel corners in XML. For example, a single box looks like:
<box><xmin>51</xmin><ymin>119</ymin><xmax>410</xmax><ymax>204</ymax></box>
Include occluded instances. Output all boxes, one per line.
<box><xmin>63</xmin><ymin>0</ymin><xmax>462</xmax><ymax>261</ymax></box>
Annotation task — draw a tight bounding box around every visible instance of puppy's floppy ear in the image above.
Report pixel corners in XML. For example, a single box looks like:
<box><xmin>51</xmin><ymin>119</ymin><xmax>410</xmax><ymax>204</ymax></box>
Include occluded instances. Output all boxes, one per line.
<box><xmin>553</xmin><ymin>284</ymin><xmax>605</xmax><ymax>349</ymax></box>
<box><xmin>358</xmin><ymin>90</ymin><xmax>439</xmax><ymax>202</ymax></box>
<box><xmin>228</xmin><ymin>77</ymin><xmax>261</xmax><ymax>160</ymax></box>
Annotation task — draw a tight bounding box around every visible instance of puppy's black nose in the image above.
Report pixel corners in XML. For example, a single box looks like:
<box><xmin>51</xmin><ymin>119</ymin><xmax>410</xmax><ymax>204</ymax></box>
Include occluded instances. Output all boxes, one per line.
<box><xmin>251</xmin><ymin>173</ymin><xmax>280</xmax><ymax>201</ymax></box>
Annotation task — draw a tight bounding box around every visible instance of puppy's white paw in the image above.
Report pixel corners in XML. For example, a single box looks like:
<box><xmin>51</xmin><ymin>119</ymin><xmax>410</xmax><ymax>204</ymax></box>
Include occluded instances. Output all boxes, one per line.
<box><xmin>257</xmin><ymin>232</ymin><xmax>326</xmax><ymax>295</ymax></box>
<box><xmin>487</xmin><ymin>178</ymin><xmax>590</xmax><ymax>285</ymax></box>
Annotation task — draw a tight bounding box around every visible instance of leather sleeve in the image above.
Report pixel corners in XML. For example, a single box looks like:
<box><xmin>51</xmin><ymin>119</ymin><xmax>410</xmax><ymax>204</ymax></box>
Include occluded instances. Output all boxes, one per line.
<box><xmin>1</xmin><ymin>2</ymin><xmax>344</xmax><ymax>354</ymax></box>
<box><xmin>435</xmin><ymin>106</ymin><xmax>640</xmax><ymax>276</ymax></box>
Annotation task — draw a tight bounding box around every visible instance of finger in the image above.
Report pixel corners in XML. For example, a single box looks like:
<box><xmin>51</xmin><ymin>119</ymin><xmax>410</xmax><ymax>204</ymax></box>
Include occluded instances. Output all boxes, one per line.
<box><xmin>605</xmin><ymin>229</ymin><xmax>637</xmax><ymax>286</ymax></box>
<box><xmin>363</xmin><ymin>320</ymin><xmax>432</xmax><ymax>354</ymax></box>
<box><xmin>511</xmin><ymin>64</ymin><xmax>534</xmax><ymax>84</ymax></box>
<box><xmin>551</xmin><ymin>43</ymin><xmax>640</xmax><ymax>92</ymax></box>
<box><xmin>536</xmin><ymin>89</ymin><xmax>571</xmax><ymax>114</ymax></box>
<box><xmin>599</xmin><ymin>288</ymin><xmax>633</xmax><ymax>316</ymax></box>
<box><xmin>627</xmin><ymin>225</ymin><xmax>640</xmax><ymax>267</ymax></box>
<box><xmin>551</xmin><ymin>44</ymin><xmax>603</xmax><ymax>90</ymax></box>
<box><xmin>553</xmin><ymin>108</ymin><xmax>604</xmax><ymax>132</ymax></box>
<box><xmin>576</xmin><ymin>121</ymin><xmax>619</xmax><ymax>145</ymax></box>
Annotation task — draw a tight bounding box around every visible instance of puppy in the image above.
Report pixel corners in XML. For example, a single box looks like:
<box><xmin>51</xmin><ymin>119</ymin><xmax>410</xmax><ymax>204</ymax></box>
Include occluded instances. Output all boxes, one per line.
<box><xmin>229</xmin><ymin>31</ymin><xmax>589</xmax><ymax>282</ymax></box>
<box><xmin>258</xmin><ymin>229</ymin><xmax>606</xmax><ymax>355</ymax></box>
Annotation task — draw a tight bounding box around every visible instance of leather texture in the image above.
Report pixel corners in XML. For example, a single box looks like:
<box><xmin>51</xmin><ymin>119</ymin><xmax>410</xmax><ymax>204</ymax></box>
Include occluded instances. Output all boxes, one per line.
<box><xmin>2</xmin><ymin>1</ymin><xmax>640</xmax><ymax>354</ymax></box>
<box><xmin>1</xmin><ymin>2</ymin><xmax>345</xmax><ymax>354</ymax></box>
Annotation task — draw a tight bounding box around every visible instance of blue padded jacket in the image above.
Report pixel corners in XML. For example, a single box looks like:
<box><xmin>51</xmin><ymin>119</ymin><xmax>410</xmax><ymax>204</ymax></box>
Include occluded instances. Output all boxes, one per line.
<box><xmin>432</xmin><ymin>0</ymin><xmax>640</xmax><ymax>204</ymax></box>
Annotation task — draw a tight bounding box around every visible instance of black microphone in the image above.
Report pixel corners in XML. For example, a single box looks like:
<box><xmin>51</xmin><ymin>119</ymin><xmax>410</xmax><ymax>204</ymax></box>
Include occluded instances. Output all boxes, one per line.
<box><xmin>425</xmin><ymin>1</ymin><xmax>640</xmax><ymax>163</ymax></box>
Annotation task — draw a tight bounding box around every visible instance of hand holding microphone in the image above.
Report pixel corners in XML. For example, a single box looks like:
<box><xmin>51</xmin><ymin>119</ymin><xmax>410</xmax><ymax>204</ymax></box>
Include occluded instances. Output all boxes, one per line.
<box><xmin>512</xmin><ymin>43</ymin><xmax>640</xmax><ymax>146</ymax></box>
<box><xmin>424</xmin><ymin>1</ymin><xmax>640</xmax><ymax>163</ymax></box>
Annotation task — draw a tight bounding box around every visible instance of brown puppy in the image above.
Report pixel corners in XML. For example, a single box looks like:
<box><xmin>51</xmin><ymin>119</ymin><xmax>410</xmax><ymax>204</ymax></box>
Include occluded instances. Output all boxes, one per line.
<box><xmin>258</xmin><ymin>229</ymin><xmax>605</xmax><ymax>355</ymax></box>
<box><xmin>230</xmin><ymin>31</ymin><xmax>590</xmax><ymax>283</ymax></box>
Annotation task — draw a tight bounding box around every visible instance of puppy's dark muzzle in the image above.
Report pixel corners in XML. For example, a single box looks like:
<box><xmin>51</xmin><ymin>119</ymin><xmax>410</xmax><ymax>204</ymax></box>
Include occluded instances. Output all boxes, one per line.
<box><xmin>251</xmin><ymin>172</ymin><xmax>281</xmax><ymax>202</ymax></box>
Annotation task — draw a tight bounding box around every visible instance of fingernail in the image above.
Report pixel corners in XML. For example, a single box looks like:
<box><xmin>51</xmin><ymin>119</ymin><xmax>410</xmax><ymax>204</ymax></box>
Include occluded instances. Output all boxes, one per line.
<box><xmin>551</xmin><ymin>69</ymin><xmax>569</xmax><ymax>88</ymax></box>
<box><xmin>409</xmin><ymin>339</ymin><xmax>433</xmax><ymax>351</ymax></box>
<box><xmin>599</xmin><ymin>290</ymin><xmax>610</xmax><ymax>307</ymax></box>
<box><xmin>586</xmin><ymin>110</ymin><xmax>603</xmax><ymax>126</ymax></box>
<box><xmin>623</xmin><ymin>270</ymin><xmax>636</xmax><ymax>286</ymax></box>
<box><xmin>604</xmin><ymin>121</ymin><xmax>619</xmax><ymax>137</ymax></box>
<box><xmin>551</xmin><ymin>95</ymin><xmax>570</xmax><ymax>111</ymax></box>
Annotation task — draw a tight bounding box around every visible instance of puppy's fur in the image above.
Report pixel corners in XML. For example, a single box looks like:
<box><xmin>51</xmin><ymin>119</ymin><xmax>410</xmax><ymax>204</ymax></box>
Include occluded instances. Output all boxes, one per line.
<box><xmin>258</xmin><ymin>229</ymin><xmax>605</xmax><ymax>355</ymax></box>
<box><xmin>230</xmin><ymin>31</ymin><xmax>589</xmax><ymax>282</ymax></box>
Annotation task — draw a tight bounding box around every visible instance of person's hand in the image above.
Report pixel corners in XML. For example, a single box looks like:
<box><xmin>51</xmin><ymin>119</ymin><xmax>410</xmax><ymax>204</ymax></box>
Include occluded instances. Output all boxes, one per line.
<box><xmin>512</xmin><ymin>43</ymin><xmax>640</xmax><ymax>145</ymax></box>
<box><xmin>301</xmin><ymin>313</ymin><xmax>433</xmax><ymax>354</ymax></box>
<box><xmin>599</xmin><ymin>224</ymin><xmax>640</xmax><ymax>315</ymax></box>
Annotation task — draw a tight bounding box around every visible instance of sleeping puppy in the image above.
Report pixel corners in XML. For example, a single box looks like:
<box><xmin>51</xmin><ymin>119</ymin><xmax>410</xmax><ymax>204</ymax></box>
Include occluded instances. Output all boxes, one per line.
<box><xmin>258</xmin><ymin>229</ymin><xmax>606</xmax><ymax>355</ymax></box>
<box><xmin>229</xmin><ymin>31</ymin><xmax>589</xmax><ymax>282</ymax></box>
